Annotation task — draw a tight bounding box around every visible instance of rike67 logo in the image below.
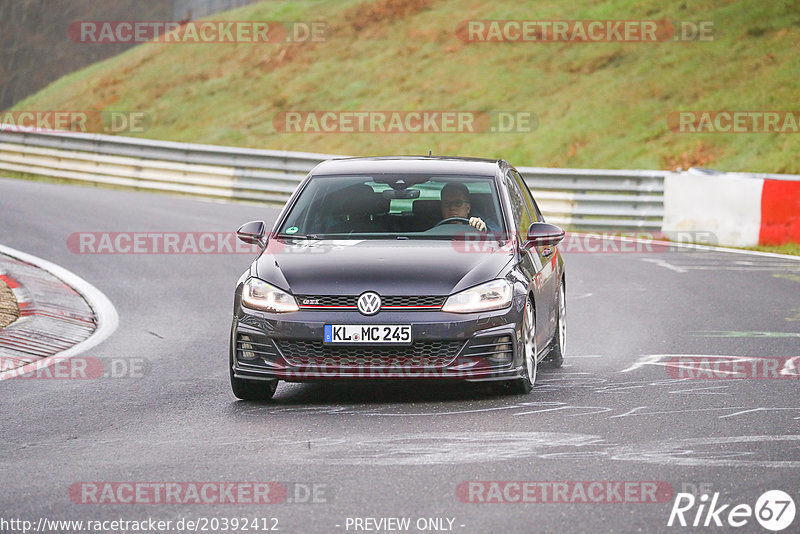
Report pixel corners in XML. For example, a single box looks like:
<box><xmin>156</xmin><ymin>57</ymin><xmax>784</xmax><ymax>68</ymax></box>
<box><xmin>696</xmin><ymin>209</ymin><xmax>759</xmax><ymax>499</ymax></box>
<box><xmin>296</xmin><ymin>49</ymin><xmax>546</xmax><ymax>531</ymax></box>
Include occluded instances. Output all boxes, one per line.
<box><xmin>668</xmin><ymin>490</ymin><xmax>795</xmax><ymax>531</ymax></box>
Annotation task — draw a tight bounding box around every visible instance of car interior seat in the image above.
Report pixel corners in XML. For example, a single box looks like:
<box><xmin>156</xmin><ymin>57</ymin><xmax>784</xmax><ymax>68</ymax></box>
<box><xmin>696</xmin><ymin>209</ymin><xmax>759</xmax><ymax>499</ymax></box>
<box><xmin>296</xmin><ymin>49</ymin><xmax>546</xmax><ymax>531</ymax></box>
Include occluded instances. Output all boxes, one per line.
<box><xmin>323</xmin><ymin>184</ymin><xmax>390</xmax><ymax>233</ymax></box>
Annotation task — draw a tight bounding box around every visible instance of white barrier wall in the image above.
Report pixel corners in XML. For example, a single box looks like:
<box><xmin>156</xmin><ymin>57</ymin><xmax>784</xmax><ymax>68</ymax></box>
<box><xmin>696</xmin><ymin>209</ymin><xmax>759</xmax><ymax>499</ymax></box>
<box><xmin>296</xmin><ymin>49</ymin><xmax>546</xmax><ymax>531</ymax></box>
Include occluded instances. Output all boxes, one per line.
<box><xmin>663</xmin><ymin>172</ymin><xmax>764</xmax><ymax>247</ymax></box>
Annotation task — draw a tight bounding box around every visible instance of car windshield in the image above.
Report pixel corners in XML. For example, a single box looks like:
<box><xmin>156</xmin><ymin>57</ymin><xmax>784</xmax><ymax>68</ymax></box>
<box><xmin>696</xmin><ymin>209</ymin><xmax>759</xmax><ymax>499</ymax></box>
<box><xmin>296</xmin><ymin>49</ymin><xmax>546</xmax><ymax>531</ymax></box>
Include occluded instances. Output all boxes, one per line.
<box><xmin>278</xmin><ymin>174</ymin><xmax>507</xmax><ymax>239</ymax></box>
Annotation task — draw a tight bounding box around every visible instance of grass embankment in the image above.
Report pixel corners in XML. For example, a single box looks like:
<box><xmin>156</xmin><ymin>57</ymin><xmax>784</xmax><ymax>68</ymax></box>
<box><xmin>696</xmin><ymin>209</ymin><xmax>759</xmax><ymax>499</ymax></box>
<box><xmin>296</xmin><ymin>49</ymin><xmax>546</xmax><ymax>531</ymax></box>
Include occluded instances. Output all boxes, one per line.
<box><xmin>743</xmin><ymin>243</ymin><xmax>800</xmax><ymax>256</ymax></box>
<box><xmin>8</xmin><ymin>0</ymin><xmax>800</xmax><ymax>172</ymax></box>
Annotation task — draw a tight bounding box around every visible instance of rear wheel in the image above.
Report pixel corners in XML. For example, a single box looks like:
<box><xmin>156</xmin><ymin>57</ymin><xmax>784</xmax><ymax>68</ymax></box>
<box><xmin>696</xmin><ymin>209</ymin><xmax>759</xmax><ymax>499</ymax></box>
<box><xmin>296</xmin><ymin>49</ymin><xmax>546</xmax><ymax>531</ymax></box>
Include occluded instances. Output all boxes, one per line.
<box><xmin>510</xmin><ymin>298</ymin><xmax>537</xmax><ymax>394</ymax></box>
<box><xmin>544</xmin><ymin>279</ymin><xmax>566</xmax><ymax>368</ymax></box>
<box><xmin>230</xmin><ymin>362</ymin><xmax>278</xmax><ymax>401</ymax></box>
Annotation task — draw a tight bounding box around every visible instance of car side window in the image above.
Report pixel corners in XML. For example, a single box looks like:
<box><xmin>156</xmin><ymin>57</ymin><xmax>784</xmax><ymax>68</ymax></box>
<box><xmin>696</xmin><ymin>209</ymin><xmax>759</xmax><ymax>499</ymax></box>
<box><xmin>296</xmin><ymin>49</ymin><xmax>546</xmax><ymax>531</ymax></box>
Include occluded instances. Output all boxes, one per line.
<box><xmin>511</xmin><ymin>169</ymin><xmax>544</xmax><ymax>222</ymax></box>
<box><xmin>504</xmin><ymin>173</ymin><xmax>533</xmax><ymax>240</ymax></box>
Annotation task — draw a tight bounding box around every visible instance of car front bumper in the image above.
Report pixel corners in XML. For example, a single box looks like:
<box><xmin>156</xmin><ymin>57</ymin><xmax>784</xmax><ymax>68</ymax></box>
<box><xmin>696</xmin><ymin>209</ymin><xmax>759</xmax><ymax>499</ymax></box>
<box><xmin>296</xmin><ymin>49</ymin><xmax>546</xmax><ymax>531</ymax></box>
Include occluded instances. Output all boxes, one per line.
<box><xmin>230</xmin><ymin>306</ymin><xmax>525</xmax><ymax>383</ymax></box>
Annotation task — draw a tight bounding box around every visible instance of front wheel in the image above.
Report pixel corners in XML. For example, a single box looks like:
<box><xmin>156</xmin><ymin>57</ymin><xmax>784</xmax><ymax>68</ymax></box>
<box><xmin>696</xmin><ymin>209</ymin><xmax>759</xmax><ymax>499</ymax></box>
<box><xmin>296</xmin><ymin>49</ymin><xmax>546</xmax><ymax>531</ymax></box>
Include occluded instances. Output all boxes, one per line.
<box><xmin>510</xmin><ymin>298</ymin><xmax>537</xmax><ymax>394</ymax></box>
<box><xmin>544</xmin><ymin>279</ymin><xmax>566</xmax><ymax>368</ymax></box>
<box><xmin>230</xmin><ymin>365</ymin><xmax>278</xmax><ymax>401</ymax></box>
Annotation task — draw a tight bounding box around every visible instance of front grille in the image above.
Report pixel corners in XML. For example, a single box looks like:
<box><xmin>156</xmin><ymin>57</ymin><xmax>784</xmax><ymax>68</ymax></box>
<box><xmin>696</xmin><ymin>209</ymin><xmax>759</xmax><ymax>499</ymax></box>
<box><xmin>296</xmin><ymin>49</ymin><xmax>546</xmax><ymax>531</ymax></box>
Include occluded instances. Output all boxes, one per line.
<box><xmin>277</xmin><ymin>340</ymin><xmax>463</xmax><ymax>368</ymax></box>
<box><xmin>382</xmin><ymin>296</ymin><xmax>445</xmax><ymax>307</ymax></box>
<box><xmin>296</xmin><ymin>295</ymin><xmax>445</xmax><ymax>309</ymax></box>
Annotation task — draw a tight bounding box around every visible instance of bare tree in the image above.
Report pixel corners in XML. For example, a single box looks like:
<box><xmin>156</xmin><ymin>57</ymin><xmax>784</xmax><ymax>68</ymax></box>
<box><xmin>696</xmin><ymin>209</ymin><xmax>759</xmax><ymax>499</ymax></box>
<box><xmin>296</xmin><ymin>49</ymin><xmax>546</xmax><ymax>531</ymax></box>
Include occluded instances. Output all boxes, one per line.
<box><xmin>1</xmin><ymin>0</ymin><xmax>259</xmax><ymax>110</ymax></box>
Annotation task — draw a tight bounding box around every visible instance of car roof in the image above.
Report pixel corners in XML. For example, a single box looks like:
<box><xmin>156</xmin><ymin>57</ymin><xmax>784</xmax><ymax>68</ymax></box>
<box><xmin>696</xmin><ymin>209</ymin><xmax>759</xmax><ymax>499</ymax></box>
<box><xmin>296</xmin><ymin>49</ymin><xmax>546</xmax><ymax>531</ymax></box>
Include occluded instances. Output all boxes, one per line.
<box><xmin>309</xmin><ymin>156</ymin><xmax>505</xmax><ymax>176</ymax></box>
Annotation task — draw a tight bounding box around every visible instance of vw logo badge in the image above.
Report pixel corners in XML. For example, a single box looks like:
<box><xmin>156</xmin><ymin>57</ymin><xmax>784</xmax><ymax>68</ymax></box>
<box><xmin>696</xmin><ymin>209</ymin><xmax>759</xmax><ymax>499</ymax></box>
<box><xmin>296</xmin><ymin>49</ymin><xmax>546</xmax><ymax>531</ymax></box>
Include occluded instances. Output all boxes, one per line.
<box><xmin>357</xmin><ymin>292</ymin><xmax>381</xmax><ymax>316</ymax></box>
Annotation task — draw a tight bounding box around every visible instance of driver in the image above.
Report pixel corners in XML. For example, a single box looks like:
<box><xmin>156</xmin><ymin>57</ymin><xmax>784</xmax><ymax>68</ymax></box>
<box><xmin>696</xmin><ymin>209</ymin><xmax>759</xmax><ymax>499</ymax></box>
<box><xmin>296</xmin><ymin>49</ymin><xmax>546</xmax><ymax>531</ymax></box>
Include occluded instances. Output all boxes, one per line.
<box><xmin>440</xmin><ymin>182</ymin><xmax>488</xmax><ymax>232</ymax></box>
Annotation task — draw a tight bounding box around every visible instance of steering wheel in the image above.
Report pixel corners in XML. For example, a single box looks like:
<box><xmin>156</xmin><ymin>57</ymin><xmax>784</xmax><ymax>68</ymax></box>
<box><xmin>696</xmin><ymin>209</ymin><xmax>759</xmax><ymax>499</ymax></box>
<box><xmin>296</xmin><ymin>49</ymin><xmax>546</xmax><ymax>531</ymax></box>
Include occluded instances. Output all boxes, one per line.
<box><xmin>434</xmin><ymin>217</ymin><xmax>471</xmax><ymax>227</ymax></box>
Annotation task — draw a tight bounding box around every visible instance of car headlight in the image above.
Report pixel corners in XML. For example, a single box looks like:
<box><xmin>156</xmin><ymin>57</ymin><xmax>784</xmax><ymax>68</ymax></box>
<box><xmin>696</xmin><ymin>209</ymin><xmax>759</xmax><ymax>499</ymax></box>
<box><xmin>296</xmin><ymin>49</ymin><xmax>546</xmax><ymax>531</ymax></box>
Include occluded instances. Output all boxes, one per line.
<box><xmin>442</xmin><ymin>279</ymin><xmax>513</xmax><ymax>313</ymax></box>
<box><xmin>242</xmin><ymin>278</ymin><xmax>299</xmax><ymax>313</ymax></box>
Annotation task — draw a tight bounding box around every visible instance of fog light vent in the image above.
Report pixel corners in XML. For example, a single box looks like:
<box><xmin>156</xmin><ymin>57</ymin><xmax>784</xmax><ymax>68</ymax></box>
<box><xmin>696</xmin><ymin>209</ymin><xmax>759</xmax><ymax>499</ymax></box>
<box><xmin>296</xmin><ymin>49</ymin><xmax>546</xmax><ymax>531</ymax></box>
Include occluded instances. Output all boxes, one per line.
<box><xmin>487</xmin><ymin>335</ymin><xmax>513</xmax><ymax>364</ymax></box>
<box><xmin>239</xmin><ymin>335</ymin><xmax>257</xmax><ymax>360</ymax></box>
<box><xmin>461</xmin><ymin>335</ymin><xmax>514</xmax><ymax>368</ymax></box>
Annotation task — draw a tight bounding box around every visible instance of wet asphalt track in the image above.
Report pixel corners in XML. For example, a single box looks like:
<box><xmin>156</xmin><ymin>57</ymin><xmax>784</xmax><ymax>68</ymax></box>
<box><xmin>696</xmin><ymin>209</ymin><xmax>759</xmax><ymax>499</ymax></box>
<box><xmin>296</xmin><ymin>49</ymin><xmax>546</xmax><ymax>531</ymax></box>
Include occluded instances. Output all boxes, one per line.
<box><xmin>1</xmin><ymin>176</ymin><xmax>799</xmax><ymax>533</ymax></box>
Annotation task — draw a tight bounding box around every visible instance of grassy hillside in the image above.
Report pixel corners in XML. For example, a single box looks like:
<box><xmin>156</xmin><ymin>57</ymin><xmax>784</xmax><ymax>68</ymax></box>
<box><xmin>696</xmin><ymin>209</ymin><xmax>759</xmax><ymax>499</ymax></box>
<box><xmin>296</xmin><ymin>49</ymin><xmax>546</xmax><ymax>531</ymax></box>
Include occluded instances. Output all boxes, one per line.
<box><xmin>10</xmin><ymin>0</ymin><xmax>800</xmax><ymax>172</ymax></box>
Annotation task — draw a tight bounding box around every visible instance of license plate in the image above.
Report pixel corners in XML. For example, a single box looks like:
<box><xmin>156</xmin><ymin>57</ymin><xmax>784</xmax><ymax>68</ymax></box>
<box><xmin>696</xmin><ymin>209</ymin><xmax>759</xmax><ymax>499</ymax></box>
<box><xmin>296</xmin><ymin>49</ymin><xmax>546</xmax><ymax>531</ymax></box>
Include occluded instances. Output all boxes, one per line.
<box><xmin>324</xmin><ymin>325</ymin><xmax>412</xmax><ymax>344</ymax></box>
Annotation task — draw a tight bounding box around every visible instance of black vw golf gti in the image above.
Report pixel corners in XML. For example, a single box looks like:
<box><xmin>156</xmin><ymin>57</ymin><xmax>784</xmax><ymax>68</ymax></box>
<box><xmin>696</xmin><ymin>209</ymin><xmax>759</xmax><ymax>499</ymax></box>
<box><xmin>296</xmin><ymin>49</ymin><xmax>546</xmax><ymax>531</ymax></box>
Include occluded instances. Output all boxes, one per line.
<box><xmin>230</xmin><ymin>156</ymin><xmax>566</xmax><ymax>400</ymax></box>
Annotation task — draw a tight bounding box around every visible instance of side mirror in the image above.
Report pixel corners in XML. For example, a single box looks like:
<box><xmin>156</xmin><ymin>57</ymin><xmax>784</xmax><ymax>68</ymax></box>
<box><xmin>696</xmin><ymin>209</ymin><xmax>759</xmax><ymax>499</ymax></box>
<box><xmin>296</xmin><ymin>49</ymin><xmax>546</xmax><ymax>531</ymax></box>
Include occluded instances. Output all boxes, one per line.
<box><xmin>236</xmin><ymin>220</ymin><xmax>267</xmax><ymax>248</ymax></box>
<box><xmin>522</xmin><ymin>222</ymin><xmax>565</xmax><ymax>250</ymax></box>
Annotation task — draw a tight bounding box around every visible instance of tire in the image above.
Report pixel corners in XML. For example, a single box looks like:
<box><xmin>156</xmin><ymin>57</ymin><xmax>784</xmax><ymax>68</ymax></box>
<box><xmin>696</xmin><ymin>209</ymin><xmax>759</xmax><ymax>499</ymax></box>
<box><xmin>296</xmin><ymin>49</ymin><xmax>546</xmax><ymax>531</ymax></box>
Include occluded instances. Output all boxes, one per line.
<box><xmin>230</xmin><ymin>363</ymin><xmax>278</xmax><ymax>401</ymax></box>
<box><xmin>544</xmin><ymin>278</ymin><xmax>566</xmax><ymax>369</ymax></box>
<box><xmin>510</xmin><ymin>297</ymin><xmax>537</xmax><ymax>394</ymax></box>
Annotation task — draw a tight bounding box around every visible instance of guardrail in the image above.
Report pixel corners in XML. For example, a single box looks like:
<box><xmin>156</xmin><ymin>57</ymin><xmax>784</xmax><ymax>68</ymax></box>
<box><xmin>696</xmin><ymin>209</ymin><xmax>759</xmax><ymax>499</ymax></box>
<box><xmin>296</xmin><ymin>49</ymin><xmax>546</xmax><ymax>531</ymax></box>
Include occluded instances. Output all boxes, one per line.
<box><xmin>0</xmin><ymin>126</ymin><xmax>668</xmax><ymax>230</ymax></box>
<box><xmin>516</xmin><ymin>167</ymin><xmax>665</xmax><ymax>230</ymax></box>
<box><xmin>0</xmin><ymin>126</ymin><xmax>335</xmax><ymax>204</ymax></box>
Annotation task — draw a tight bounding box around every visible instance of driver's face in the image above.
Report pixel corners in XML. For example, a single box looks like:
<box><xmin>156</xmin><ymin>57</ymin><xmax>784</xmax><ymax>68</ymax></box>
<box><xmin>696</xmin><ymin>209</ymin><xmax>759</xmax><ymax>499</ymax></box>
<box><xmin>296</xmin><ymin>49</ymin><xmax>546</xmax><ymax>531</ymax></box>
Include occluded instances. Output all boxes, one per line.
<box><xmin>441</xmin><ymin>192</ymin><xmax>470</xmax><ymax>219</ymax></box>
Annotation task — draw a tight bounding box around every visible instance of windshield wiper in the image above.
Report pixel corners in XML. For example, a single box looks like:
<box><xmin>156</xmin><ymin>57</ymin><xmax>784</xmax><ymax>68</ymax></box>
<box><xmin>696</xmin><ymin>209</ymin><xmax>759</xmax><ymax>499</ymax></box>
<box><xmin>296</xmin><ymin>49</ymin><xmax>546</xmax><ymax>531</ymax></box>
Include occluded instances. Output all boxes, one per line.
<box><xmin>276</xmin><ymin>233</ymin><xmax>321</xmax><ymax>239</ymax></box>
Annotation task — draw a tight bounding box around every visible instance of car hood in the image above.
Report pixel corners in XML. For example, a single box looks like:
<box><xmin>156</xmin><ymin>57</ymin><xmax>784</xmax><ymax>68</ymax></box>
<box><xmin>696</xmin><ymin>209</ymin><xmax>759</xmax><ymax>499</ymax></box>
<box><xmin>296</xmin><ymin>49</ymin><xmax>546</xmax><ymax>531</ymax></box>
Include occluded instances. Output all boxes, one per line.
<box><xmin>255</xmin><ymin>238</ymin><xmax>514</xmax><ymax>296</ymax></box>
